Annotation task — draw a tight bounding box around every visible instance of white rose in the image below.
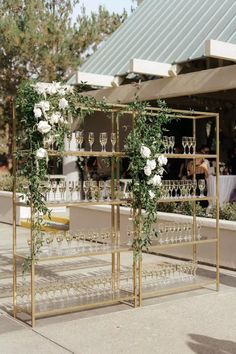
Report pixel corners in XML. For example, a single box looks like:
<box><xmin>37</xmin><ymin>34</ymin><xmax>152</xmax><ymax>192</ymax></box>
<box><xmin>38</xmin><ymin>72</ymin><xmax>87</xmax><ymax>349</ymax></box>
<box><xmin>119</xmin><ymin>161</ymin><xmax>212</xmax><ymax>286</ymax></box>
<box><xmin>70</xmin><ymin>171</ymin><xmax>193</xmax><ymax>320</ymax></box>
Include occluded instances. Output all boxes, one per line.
<box><xmin>38</xmin><ymin>100</ymin><xmax>50</xmax><ymax>111</ymax></box>
<box><xmin>144</xmin><ymin>165</ymin><xmax>152</xmax><ymax>176</ymax></box>
<box><xmin>140</xmin><ymin>145</ymin><xmax>151</xmax><ymax>159</ymax></box>
<box><xmin>50</xmin><ymin>112</ymin><xmax>61</xmax><ymax>125</ymax></box>
<box><xmin>59</xmin><ymin>97</ymin><xmax>69</xmax><ymax>109</ymax></box>
<box><xmin>36</xmin><ymin>148</ymin><xmax>48</xmax><ymax>159</ymax></box>
<box><xmin>47</xmin><ymin>85</ymin><xmax>57</xmax><ymax>95</ymax></box>
<box><xmin>33</xmin><ymin>107</ymin><xmax>42</xmax><ymax>118</ymax></box>
<box><xmin>157</xmin><ymin>154</ymin><xmax>168</xmax><ymax>166</ymax></box>
<box><xmin>148</xmin><ymin>190</ymin><xmax>155</xmax><ymax>199</ymax></box>
<box><xmin>33</xmin><ymin>83</ymin><xmax>47</xmax><ymax>96</ymax></box>
<box><xmin>58</xmin><ymin>88</ymin><xmax>66</xmax><ymax>96</ymax></box>
<box><xmin>37</xmin><ymin>120</ymin><xmax>51</xmax><ymax>134</ymax></box>
<box><xmin>150</xmin><ymin>174</ymin><xmax>162</xmax><ymax>186</ymax></box>
<box><xmin>146</xmin><ymin>159</ymin><xmax>156</xmax><ymax>170</ymax></box>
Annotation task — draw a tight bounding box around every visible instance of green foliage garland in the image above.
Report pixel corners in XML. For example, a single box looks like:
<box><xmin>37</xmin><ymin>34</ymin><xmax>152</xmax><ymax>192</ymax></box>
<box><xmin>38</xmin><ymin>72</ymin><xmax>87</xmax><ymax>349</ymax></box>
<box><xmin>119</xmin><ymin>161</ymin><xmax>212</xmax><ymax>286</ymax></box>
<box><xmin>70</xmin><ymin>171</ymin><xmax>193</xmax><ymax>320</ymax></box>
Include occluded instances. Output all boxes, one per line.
<box><xmin>125</xmin><ymin>99</ymin><xmax>174</xmax><ymax>254</ymax></box>
<box><xmin>15</xmin><ymin>80</ymin><xmax>109</xmax><ymax>272</ymax></box>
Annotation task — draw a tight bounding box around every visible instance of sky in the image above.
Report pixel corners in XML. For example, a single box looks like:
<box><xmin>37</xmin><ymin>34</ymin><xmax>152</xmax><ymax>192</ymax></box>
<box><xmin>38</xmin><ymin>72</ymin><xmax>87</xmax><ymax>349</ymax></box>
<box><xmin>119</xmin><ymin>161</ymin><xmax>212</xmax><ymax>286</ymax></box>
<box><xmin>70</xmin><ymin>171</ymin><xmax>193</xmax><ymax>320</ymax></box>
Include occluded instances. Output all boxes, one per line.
<box><xmin>73</xmin><ymin>0</ymin><xmax>135</xmax><ymax>19</ymax></box>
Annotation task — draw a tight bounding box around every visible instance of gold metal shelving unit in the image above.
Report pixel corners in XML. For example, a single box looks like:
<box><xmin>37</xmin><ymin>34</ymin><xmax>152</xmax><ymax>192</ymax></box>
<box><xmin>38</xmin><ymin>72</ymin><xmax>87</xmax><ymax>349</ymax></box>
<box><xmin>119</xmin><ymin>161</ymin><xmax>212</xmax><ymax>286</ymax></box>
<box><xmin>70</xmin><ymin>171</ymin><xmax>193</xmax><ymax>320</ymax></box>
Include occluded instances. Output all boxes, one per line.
<box><xmin>133</xmin><ymin>111</ymin><xmax>220</xmax><ymax>307</ymax></box>
<box><xmin>12</xmin><ymin>103</ymin><xmax>219</xmax><ymax>326</ymax></box>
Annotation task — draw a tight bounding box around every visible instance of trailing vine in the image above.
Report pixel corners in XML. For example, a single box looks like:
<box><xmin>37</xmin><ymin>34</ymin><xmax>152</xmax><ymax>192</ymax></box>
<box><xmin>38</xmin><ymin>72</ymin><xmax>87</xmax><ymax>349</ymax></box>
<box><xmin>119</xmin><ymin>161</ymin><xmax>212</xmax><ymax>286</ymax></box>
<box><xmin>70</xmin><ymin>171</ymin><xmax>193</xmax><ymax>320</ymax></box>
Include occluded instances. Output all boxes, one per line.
<box><xmin>125</xmin><ymin>99</ymin><xmax>174</xmax><ymax>255</ymax></box>
<box><xmin>15</xmin><ymin>81</ymin><xmax>109</xmax><ymax>272</ymax></box>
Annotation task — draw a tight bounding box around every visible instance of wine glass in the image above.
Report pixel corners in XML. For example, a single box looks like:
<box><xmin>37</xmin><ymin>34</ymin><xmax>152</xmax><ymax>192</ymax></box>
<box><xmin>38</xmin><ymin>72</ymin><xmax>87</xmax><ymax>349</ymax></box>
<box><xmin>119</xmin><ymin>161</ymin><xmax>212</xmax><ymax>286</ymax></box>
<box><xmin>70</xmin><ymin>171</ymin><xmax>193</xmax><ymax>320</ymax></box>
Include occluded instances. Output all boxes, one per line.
<box><xmin>76</xmin><ymin>131</ymin><xmax>83</xmax><ymax>151</ymax></box>
<box><xmin>111</xmin><ymin>133</ymin><xmax>116</xmax><ymax>152</ymax></box>
<box><xmin>88</xmin><ymin>132</ymin><xmax>95</xmax><ymax>152</ymax></box>
<box><xmin>198</xmin><ymin>179</ymin><xmax>205</xmax><ymax>197</ymax></box>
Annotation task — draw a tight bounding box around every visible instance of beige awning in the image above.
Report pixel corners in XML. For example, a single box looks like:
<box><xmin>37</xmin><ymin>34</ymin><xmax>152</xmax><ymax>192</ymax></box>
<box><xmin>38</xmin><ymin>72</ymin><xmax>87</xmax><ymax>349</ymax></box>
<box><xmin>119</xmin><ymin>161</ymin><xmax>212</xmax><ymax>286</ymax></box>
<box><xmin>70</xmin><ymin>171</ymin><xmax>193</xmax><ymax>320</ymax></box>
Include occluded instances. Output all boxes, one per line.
<box><xmin>82</xmin><ymin>64</ymin><xmax>236</xmax><ymax>104</ymax></box>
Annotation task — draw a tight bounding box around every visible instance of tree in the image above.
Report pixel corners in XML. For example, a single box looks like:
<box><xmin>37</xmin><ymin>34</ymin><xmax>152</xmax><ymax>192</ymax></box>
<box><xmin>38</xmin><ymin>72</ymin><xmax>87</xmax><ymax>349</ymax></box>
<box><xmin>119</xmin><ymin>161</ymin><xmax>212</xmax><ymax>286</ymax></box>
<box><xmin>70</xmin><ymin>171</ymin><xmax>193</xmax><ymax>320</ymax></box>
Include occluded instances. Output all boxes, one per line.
<box><xmin>0</xmin><ymin>0</ymin><xmax>127</xmax><ymax>157</ymax></box>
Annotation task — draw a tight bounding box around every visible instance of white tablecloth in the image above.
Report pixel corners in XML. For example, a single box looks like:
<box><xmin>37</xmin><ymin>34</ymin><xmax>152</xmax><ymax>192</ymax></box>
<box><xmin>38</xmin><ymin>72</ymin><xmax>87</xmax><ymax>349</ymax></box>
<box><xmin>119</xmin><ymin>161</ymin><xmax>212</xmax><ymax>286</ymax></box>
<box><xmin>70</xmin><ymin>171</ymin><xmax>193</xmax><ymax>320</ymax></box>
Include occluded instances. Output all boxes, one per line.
<box><xmin>207</xmin><ymin>175</ymin><xmax>236</xmax><ymax>206</ymax></box>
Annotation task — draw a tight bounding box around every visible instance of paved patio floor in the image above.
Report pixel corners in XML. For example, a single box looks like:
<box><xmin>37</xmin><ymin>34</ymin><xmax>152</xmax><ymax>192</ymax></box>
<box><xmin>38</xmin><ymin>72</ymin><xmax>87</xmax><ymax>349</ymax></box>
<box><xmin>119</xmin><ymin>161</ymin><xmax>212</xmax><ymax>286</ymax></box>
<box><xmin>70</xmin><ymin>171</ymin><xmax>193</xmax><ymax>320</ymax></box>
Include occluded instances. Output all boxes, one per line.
<box><xmin>0</xmin><ymin>222</ymin><xmax>236</xmax><ymax>354</ymax></box>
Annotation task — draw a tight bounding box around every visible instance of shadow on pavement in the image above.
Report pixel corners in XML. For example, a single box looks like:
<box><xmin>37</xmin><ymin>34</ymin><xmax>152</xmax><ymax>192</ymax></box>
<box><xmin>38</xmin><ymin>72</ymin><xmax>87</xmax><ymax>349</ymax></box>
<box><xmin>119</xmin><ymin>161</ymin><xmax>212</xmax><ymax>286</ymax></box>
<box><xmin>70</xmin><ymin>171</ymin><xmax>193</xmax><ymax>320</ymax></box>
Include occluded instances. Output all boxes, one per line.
<box><xmin>188</xmin><ymin>333</ymin><xmax>236</xmax><ymax>354</ymax></box>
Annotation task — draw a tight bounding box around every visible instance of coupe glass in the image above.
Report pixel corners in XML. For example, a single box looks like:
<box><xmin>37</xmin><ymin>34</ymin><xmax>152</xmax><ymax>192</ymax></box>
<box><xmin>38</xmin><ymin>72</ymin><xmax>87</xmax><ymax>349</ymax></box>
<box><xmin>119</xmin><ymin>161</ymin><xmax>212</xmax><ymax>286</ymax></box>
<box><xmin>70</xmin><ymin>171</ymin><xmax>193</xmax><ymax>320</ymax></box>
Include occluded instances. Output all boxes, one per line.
<box><xmin>88</xmin><ymin>132</ymin><xmax>95</xmax><ymax>152</ymax></box>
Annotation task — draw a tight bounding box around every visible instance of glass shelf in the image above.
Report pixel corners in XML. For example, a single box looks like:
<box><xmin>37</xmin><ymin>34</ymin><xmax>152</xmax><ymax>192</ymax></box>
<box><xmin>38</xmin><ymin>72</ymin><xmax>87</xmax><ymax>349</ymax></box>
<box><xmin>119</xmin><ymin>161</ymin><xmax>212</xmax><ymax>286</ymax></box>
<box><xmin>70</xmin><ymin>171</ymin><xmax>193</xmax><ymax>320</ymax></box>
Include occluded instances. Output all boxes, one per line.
<box><xmin>16</xmin><ymin>289</ymin><xmax>134</xmax><ymax>318</ymax></box>
<box><xmin>14</xmin><ymin>243</ymin><xmax>131</xmax><ymax>262</ymax></box>
<box><xmin>14</xmin><ymin>200</ymin><xmax>129</xmax><ymax>207</ymax></box>
<box><xmin>140</xmin><ymin>275</ymin><xmax>216</xmax><ymax>299</ymax></box>
<box><xmin>148</xmin><ymin>237</ymin><xmax>217</xmax><ymax>249</ymax></box>
<box><xmin>164</xmin><ymin>153</ymin><xmax>217</xmax><ymax>159</ymax></box>
<box><xmin>158</xmin><ymin>196</ymin><xmax>216</xmax><ymax>203</ymax></box>
<box><xmin>48</xmin><ymin>150</ymin><xmax>127</xmax><ymax>158</ymax></box>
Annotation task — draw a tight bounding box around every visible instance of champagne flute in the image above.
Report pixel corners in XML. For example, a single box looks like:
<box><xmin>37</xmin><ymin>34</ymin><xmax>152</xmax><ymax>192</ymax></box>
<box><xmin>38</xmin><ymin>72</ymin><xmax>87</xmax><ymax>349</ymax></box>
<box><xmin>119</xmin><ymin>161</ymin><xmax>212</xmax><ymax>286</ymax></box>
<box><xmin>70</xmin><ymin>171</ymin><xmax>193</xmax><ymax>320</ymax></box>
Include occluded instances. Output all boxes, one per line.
<box><xmin>111</xmin><ymin>133</ymin><xmax>116</xmax><ymax>152</ymax></box>
<box><xmin>76</xmin><ymin>131</ymin><xmax>83</xmax><ymax>151</ymax></box>
<box><xmin>58</xmin><ymin>180</ymin><xmax>66</xmax><ymax>201</ymax></box>
<box><xmin>68</xmin><ymin>181</ymin><xmax>74</xmax><ymax>201</ymax></box>
<box><xmin>99</xmin><ymin>132</ymin><xmax>108</xmax><ymax>152</ymax></box>
<box><xmin>75</xmin><ymin>181</ymin><xmax>81</xmax><ymax>201</ymax></box>
<box><xmin>83</xmin><ymin>180</ymin><xmax>90</xmax><ymax>202</ymax></box>
<box><xmin>88</xmin><ymin>132</ymin><xmax>95</xmax><ymax>152</ymax></box>
<box><xmin>169</xmin><ymin>136</ymin><xmax>175</xmax><ymax>154</ymax></box>
<box><xmin>182</xmin><ymin>137</ymin><xmax>187</xmax><ymax>154</ymax></box>
<box><xmin>51</xmin><ymin>180</ymin><xmax>58</xmax><ymax>202</ymax></box>
<box><xmin>66</xmin><ymin>132</ymin><xmax>72</xmax><ymax>151</ymax></box>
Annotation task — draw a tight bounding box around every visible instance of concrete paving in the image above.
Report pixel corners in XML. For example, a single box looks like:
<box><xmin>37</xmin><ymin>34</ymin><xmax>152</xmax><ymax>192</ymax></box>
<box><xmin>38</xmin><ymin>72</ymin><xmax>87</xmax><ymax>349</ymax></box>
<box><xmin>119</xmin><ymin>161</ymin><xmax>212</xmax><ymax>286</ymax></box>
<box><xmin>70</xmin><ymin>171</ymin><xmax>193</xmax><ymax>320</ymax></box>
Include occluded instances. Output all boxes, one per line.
<box><xmin>0</xmin><ymin>222</ymin><xmax>236</xmax><ymax>354</ymax></box>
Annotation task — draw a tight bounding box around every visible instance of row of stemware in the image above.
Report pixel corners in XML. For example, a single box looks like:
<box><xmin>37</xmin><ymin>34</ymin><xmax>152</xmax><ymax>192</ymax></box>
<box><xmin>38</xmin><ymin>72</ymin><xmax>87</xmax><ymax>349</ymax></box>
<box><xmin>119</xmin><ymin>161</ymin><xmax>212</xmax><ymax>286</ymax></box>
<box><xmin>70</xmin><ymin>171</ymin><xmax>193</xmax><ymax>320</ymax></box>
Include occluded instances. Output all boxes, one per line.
<box><xmin>44</xmin><ymin>131</ymin><xmax>117</xmax><ymax>152</ymax></box>
<box><xmin>27</xmin><ymin>228</ymin><xmax>121</xmax><ymax>256</ymax></box>
<box><xmin>162</xmin><ymin>136</ymin><xmax>196</xmax><ymax>154</ymax></box>
<box><xmin>24</xmin><ymin>179</ymin><xmax>125</xmax><ymax>203</ymax></box>
<box><xmin>161</xmin><ymin>179</ymin><xmax>206</xmax><ymax>199</ymax></box>
<box><xmin>152</xmin><ymin>222</ymin><xmax>202</xmax><ymax>244</ymax></box>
